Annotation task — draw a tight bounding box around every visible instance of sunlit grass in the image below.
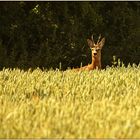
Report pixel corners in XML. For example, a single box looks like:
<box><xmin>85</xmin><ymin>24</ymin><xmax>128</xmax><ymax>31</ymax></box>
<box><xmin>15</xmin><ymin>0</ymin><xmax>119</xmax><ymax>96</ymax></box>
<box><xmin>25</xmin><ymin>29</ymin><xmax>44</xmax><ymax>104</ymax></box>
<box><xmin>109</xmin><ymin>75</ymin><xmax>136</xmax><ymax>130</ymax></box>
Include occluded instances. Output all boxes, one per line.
<box><xmin>0</xmin><ymin>66</ymin><xmax>140</xmax><ymax>138</ymax></box>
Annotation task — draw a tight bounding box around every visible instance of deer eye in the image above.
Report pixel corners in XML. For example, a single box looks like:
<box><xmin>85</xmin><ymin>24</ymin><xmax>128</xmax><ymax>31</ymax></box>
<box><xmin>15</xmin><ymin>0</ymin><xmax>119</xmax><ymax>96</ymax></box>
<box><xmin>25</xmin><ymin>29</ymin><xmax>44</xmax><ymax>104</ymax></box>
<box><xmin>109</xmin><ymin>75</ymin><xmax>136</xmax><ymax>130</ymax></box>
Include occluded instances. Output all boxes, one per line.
<box><xmin>96</xmin><ymin>48</ymin><xmax>100</xmax><ymax>51</ymax></box>
<box><xmin>91</xmin><ymin>48</ymin><xmax>94</xmax><ymax>51</ymax></box>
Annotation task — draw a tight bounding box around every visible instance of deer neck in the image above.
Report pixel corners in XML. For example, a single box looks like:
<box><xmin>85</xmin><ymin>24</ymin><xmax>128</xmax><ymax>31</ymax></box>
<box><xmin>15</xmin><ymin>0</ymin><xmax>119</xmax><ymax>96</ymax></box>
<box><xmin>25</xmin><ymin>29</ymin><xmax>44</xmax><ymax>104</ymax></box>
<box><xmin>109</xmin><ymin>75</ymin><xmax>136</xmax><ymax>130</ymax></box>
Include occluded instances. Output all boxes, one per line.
<box><xmin>91</xmin><ymin>53</ymin><xmax>101</xmax><ymax>69</ymax></box>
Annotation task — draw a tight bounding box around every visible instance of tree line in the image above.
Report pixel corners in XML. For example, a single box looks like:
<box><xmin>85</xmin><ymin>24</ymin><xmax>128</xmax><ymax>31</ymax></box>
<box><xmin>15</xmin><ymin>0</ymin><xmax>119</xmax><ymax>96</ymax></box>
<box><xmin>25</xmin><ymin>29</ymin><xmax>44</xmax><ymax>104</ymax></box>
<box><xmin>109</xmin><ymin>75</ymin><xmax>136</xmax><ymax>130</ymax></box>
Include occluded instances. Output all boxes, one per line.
<box><xmin>0</xmin><ymin>2</ymin><xmax>139</xmax><ymax>70</ymax></box>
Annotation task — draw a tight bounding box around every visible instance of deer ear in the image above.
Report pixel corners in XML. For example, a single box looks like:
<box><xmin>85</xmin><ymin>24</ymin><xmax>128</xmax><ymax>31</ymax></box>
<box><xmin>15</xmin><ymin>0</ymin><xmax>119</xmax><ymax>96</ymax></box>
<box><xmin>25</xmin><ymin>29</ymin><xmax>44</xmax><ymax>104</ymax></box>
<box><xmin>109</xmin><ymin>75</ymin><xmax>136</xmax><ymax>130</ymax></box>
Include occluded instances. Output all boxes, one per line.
<box><xmin>99</xmin><ymin>37</ymin><xmax>105</xmax><ymax>48</ymax></box>
<box><xmin>87</xmin><ymin>39</ymin><xmax>94</xmax><ymax>48</ymax></box>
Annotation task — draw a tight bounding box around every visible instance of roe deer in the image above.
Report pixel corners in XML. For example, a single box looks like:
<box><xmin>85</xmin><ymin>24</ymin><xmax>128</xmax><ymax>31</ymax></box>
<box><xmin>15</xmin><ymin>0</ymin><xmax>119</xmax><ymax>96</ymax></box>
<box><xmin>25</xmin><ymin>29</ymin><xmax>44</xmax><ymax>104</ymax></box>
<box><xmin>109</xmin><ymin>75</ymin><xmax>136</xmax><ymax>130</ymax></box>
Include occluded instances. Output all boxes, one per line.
<box><xmin>74</xmin><ymin>34</ymin><xmax>105</xmax><ymax>71</ymax></box>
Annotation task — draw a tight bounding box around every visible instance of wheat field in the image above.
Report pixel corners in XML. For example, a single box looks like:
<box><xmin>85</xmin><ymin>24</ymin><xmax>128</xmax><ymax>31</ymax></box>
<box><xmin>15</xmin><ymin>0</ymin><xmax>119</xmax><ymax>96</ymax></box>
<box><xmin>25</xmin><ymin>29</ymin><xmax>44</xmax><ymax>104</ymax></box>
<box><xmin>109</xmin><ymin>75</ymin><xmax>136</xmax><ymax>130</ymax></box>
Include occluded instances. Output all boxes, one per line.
<box><xmin>0</xmin><ymin>66</ymin><xmax>140</xmax><ymax>138</ymax></box>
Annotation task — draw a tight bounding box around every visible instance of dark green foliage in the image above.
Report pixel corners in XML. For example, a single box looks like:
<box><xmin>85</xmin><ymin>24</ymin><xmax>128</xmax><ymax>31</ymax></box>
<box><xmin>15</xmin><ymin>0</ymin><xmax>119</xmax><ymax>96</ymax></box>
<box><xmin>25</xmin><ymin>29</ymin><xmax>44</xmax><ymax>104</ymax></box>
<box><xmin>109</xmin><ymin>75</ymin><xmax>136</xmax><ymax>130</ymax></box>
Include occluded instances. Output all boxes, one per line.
<box><xmin>0</xmin><ymin>2</ymin><xmax>139</xmax><ymax>70</ymax></box>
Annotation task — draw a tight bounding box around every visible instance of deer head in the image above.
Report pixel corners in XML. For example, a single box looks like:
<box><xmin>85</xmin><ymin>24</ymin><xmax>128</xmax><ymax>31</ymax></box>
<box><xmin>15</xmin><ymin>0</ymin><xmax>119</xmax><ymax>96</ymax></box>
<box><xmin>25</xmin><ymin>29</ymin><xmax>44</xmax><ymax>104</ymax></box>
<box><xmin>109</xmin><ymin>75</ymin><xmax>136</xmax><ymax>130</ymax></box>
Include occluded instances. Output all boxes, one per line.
<box><xmin>87</xmin><ymin>34</ymin><xmax>105</xmax><ymax>58</ymax></box>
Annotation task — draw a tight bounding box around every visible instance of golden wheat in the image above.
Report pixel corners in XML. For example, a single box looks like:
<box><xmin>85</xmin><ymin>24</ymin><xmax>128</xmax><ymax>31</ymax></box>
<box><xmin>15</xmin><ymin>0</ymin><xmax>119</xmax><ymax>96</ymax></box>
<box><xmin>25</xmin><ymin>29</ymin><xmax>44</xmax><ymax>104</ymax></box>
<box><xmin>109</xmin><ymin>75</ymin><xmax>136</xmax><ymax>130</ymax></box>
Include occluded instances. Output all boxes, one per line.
<box><xmin>0</xmin><ymin>66</ymin><xmax>140</xmax><ymax>138</ymax></box>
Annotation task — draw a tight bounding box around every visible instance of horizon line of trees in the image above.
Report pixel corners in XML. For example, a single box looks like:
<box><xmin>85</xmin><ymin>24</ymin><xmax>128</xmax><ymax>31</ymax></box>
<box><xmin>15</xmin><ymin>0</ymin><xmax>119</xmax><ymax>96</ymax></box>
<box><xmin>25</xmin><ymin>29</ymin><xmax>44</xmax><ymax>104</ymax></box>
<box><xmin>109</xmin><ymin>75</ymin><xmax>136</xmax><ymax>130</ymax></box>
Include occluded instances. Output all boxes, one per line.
<box><xmin>0</xmin><ymin>2</ymin><xmax>139</xmax><ymax>70</ymax></box>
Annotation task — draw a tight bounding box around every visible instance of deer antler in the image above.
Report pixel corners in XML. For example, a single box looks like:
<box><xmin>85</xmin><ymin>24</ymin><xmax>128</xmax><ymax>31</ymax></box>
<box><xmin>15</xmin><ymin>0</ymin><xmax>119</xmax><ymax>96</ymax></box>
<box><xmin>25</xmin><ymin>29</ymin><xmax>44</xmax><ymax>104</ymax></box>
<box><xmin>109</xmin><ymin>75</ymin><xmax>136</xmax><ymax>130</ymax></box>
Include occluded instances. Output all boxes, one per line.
<box><xmin>97</xmin><ymin>34</ymin><xmax>101</xmax><ymax>44</ymax></box>
<box><xmin>91</xmin><ymin>34</ymin><xmax>94</xmax><ymax>41</ymax></box>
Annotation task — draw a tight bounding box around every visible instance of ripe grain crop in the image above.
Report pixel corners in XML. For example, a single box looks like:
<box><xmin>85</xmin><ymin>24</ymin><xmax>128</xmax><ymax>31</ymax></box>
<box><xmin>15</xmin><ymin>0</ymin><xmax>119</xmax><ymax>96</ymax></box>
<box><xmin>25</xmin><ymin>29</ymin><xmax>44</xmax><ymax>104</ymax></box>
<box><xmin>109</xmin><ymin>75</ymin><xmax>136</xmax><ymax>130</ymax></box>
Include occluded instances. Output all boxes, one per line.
<box><xmin>0</xmin><ymin>66</ymin><xmax>140</xmax><ymax>138</ymax></box>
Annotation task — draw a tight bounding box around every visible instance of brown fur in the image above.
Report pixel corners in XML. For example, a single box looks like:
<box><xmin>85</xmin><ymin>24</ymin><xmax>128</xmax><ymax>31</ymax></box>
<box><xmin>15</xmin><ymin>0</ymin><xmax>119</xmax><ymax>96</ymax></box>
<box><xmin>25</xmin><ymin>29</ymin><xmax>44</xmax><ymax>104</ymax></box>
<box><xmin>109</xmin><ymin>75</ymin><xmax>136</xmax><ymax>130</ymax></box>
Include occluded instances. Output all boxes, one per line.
<box><xmin>73</xmin><ymin>34</ymin><xmax>105</xmax><ymax>71</ymax></box>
